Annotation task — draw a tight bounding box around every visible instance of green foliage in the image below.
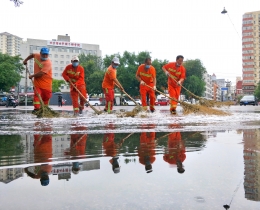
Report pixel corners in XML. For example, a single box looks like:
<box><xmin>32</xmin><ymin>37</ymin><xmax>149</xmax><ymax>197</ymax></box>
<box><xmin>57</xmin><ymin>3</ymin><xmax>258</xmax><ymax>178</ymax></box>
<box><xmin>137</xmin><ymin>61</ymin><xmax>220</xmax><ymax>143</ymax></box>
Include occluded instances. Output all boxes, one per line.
<box><xmin>0</xmin><ymin>135</ymin><xmax>24</xmax><ymax>156</ymax></box>
<box><xmin>183</xmin><ymin>59</ymin><xmax>207</xmax><ymax>98</ymax></box>
<box><xmin>0</xmin><ymin>53</ymin><xmax>24</xmax><ymax>92</ymax></box>
<box><xmin>52</xmin><ymin>79</ymin><xmax>65</xmax><ymax>92</ymax></box>
<box><xmin>79</xmin><ymin>54</ymin><xmax>104</xmax><ymax>95</ymax></box>
<box><xmin>254</xmin><ymin>82</ymin><xmax>260</xmax><ymax>100</ymax></box>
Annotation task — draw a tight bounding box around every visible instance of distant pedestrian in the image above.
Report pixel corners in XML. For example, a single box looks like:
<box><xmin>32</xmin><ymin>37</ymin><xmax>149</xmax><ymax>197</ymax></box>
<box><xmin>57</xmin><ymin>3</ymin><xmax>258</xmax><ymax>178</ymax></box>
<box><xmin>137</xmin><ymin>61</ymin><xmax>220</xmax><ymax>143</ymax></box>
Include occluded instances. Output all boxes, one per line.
<box><xmin>58</xmin><ymin>95</ymin><xmax>62</xmax><ymax>107</ymax></box>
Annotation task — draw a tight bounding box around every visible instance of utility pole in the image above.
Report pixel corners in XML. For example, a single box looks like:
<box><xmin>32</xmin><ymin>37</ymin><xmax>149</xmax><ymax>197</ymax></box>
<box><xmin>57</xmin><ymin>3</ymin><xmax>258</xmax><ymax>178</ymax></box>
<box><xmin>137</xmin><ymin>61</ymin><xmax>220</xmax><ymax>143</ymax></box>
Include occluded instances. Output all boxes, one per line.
<box><xmin>25</xmin><ymin>67</ymin><xmax>28</xmax><ymax>107</ymax></box>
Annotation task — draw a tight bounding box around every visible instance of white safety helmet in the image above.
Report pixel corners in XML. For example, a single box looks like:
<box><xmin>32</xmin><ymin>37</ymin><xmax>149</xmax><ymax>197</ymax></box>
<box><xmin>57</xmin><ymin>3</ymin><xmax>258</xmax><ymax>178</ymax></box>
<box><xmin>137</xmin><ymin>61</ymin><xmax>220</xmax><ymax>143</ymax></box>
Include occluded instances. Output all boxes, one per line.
<box><xmin>112</xmin><ymin>57</ymin><xmax>120</xmax><ymax>64</ymax></box>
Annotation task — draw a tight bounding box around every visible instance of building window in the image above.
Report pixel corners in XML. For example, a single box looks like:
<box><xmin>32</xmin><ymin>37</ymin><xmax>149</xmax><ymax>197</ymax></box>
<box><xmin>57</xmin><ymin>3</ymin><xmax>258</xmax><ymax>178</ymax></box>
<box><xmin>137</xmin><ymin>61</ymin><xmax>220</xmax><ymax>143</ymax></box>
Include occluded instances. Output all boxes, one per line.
<box><xmin>66</xmin><ymin>55</ymin><xmax>70</xmax><ymax>59</ymax></box>
<box><xmin>55</xmin><ymin>67</ymin><xmax>58</xmax><ymax>70</ymax></box>
<box><xmin>49</xmin><ymin>54</ymin><xmax>52</xmax><ymax>58</ymax></box>
<box><xmin>60</xmin><ymin>67</ymin><xmax>63</xmax><ymax>71</ymax></box>
<box><xmin>60</xmin><ymin>55</ymin><xmax>64</xmax><ymax>58</ymax></box>
<box><xmin>55</xmin><ymin>61</ymin><xmax>58</xmax><ymax>64</ymax></box>
<box><xmin>54</xmin><ymin>54</ymin><xmax>58</xmax><ymax>58</ymax></box>
<box><xmin>66</xmin><ymin>61</ymin><xmax>70</xmax><ymax>64</ymax></box>
<box><xmin>54</xmin><ymin>73</ymin><xmax>58</xmax><ymax>77</ymax></box>
<box><xmin>60</xmin><ymin>61</ymin><xmax>64</xmax><ymax>64</ymax></box>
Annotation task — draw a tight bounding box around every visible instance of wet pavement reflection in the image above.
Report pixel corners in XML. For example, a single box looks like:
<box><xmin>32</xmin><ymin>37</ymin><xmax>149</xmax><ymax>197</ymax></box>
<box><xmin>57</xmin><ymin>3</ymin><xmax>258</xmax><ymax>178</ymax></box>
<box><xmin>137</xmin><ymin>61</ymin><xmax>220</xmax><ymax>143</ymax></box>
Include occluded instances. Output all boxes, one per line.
<box><xmin>0</xmin><ymin>125</ymin><xmax>260</xmax><ymax>209</ymax></box>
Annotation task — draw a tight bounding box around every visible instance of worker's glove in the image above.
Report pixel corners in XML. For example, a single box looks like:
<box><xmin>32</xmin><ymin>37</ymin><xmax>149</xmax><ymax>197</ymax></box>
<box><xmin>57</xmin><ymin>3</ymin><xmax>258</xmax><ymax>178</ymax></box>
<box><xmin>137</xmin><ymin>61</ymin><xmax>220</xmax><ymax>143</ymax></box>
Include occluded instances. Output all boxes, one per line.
<box><xmin>153</xmin><ymin>86</ymin><xmax>156</xmax><ymax>90</ymax></box>
<box><xmin>140</xmin><ymin>80</ymin><xmax>145</xmax><ymax>85</ymax></box>
<box><xmin>23</xmin><ymin>61</ymin><xmax>27</xmax><ymax>65</ymax></box>
<box><xmin>165</xmin><ymin>71</ymin><xmax>170</xmax><ymax>77</ymax></box>
<box><xmin>177</xmin><ymin>81</ymin><xmax>181</xmax><ymax>86</ymax></box>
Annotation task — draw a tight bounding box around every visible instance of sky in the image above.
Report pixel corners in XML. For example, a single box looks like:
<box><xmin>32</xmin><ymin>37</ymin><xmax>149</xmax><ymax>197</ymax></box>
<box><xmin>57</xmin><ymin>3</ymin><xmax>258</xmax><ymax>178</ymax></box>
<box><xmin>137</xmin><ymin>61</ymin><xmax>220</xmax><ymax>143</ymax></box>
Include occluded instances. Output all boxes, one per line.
<box><xmin>1</xmin><ymin>0</ymin><xmax>259</xmax><ymax>84</ymax></box>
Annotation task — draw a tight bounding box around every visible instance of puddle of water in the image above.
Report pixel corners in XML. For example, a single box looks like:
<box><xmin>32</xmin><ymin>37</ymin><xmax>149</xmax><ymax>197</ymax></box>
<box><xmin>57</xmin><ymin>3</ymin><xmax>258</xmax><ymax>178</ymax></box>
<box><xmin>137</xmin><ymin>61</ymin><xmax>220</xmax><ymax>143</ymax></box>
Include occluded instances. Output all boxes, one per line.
<box><xmin>0</xmin><ymin>129</ymin><xmax>260</xmax><ymax>209</ymax></box>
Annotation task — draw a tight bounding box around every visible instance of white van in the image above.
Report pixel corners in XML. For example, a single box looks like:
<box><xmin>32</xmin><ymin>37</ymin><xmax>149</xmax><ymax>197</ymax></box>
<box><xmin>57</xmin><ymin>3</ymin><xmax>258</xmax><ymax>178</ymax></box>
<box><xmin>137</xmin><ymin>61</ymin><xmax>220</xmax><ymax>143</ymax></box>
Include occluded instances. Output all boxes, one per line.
<box><xmin>85</xmin><ymin>98</ymin><xmax>101</xmax><ymax>106</ymax></box>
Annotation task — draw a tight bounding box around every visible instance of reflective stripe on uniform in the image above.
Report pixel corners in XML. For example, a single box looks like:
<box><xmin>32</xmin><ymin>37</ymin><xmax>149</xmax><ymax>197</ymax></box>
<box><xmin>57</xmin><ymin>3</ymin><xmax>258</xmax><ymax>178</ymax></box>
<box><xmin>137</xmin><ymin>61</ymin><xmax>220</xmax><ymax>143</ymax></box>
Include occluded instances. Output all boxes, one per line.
<box><xmin>34</xmin><ymin>58</ymin><xmax>43</xmax><ymax>68</ymax></box>
<box><xmin>33</xmin><ymin>101</ymin><xmax>41</xmax><ymax>105</ymax></box>
<box><xmin>140</xmin><ymin>72</ymin><xmax>152</xmax><ymax>78</ymax></box>
<box><xmin>107</xmin><ymin>101</ymin><xmax>111</xmax><ymax>113</ymax></box>
<box><xmin>74</xmin><ymin>107</ymin><xmax>79</xmax><ymax>111</ymax></box>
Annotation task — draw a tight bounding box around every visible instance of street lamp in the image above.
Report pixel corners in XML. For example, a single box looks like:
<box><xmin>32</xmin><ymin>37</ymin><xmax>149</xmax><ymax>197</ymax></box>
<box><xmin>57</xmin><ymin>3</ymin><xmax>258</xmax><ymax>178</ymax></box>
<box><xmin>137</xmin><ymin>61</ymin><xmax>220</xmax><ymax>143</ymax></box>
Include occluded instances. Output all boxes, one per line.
<box><xmin>221</xmin><ymin>7</ymin><xmax>227</xmax><ymax>14</ymax></box>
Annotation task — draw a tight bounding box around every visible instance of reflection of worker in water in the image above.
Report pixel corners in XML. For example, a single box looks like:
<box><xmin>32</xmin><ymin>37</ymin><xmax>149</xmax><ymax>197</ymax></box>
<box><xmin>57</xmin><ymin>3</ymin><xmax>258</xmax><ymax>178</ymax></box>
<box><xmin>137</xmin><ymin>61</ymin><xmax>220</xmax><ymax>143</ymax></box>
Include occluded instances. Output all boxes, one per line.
<box><xmin>138</xmin><ymin>132</ymin><xmax>156</xmax><ymax>173</ymax></box>
<box><xmin>24</xmin><ymin>164</ymin><xmax>52</xmax><ymax>186</ymax></box>
<box><xmin>64</xmin><ymin>125</ymin><xmax>87</xmax><ymax>175</ymax></box>
<box><xmin>163</xmin><ymin>132</ymin><xmax>186</xmax><ymax>174</ymax></box>
<box><xmin>103</xmin><ymin>129</ymin><xmax>120</xmax><ymax>174</ymax></box>
<box><xmin>24</xmin><ymin>122</ymin><xmax>53</xmax><ymax>186</ymax></box>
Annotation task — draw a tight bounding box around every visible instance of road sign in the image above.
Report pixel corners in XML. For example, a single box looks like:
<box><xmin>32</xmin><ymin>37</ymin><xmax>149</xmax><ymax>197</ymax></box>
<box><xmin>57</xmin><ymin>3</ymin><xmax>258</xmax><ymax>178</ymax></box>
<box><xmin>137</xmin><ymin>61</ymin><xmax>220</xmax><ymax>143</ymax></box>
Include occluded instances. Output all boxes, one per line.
<box><xmin>221</xmin><ymin>87</ymin><xmax>228</xmax><ymax>91</ymax></box>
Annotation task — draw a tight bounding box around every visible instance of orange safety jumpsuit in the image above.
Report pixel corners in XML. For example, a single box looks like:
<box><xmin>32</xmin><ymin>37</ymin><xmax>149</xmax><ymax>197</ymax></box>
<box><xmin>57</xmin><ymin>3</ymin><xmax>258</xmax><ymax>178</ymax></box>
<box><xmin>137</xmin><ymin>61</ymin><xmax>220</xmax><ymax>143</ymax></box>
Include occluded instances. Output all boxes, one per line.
<box><xmin>136</xmin><ymin>64</ymin><xmax>156</xmax><ymax>111</ymax></box>
<box><xmin>64</xmin><ymin>125</ymin><xmax>87</xmax><ymax>161</ymax></box>
<box><xmin>102</xmin><ymin>65</ymin><xmax>117</xmax><ymax>113</ymax></box>
<box><xmin>138</xmin><ymin>132</ymin><xmax>156</xmax><ymax>169</ymax></box>
<box><xmin>162</xmin><ymin>62</ymin><xmax>186</xmax><ymax>111</ymax></box>
<box><xmin>103</xmin><ymin>132</ymin><xmax>117</xmax><ymax>157</ymax></box>
<box><xmin>62</xmin><ymin>64</ymin><xmax>87</xmax><ymax>113</ymax></box>
<box><xmin>32</xmin><ymin>53</ymin><xmax>53</xmax><ymax>110</ymax></box>
<box><xmin>163</xmin><ymin>132</ymin><xmax>186</xmax><ymax>165</ymax></box>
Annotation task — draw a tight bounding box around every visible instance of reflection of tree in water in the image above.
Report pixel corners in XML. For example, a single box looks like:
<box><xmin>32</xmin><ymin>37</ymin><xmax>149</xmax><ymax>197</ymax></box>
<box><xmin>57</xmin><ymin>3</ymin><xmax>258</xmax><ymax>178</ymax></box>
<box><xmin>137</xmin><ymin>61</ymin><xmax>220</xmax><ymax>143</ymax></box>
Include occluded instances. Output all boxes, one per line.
<box><xmin>0</xmin><ymin>135</ymin><xmax>24</xmax><ymax>156</ymax></box>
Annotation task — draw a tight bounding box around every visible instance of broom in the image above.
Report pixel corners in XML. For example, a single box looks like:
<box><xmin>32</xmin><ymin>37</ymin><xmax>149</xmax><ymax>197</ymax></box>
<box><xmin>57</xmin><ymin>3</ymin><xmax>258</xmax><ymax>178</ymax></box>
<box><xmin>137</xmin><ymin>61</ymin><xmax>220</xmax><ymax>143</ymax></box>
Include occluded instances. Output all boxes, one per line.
<box><xmin>168</xmin><ymin>75</ymin><xmax>233</xmax><ymax>107</ymax></box>
<box><xmin>144</xmin><ymin>84</ymin><xmax>229</xmax><ymax>116</ymax></box>
<box><xmin>25</xmin><ymin>66</ymin><xmax>59</xmax><ymax>118</ymax></box>
<box><xmin>115</xmin><ymin>84</ymin><xmax>143</xmax><ymax>117</ymax></box>
<box><xmin>69</xmin><ymin>80</ymin><xmax>103</xmax><ymax>115</ymax></box>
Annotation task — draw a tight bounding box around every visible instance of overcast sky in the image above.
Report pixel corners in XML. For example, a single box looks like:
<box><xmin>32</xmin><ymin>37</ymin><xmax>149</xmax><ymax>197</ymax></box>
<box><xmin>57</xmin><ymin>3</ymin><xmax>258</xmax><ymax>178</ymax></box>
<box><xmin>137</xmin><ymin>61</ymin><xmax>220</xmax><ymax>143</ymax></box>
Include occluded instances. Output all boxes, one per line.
<box><xmin>1</xmin><ymin>0</ymin><xmax>259</xmax><ymax>84</ymax></box>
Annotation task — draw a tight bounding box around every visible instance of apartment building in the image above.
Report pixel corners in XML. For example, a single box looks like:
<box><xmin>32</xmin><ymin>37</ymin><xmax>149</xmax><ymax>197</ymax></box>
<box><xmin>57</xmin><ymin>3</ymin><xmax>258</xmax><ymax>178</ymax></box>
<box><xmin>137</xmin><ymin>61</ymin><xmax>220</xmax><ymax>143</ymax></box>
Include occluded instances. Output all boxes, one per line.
<box><xmin>0</xmin><ymin>32</ymin><xmax>22</xmax><ymax>56</ymax></box>
<box><xmin>20</xmin><ymin>34</ymin><xmax>102</xmax><ymax>93</ymax></box>
<box><xmin>242</xmin><ymin>11</ymin><xmax>260</xmax><ymax>94</ymax></box>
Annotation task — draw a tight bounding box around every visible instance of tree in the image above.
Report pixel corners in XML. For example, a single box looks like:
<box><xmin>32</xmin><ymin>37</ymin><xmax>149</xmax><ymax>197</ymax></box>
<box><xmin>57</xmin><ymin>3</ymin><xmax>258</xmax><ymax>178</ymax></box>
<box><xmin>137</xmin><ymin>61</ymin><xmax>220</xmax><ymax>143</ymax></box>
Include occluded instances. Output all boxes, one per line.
<box><xmin>254</xmin><ymin>82</ymin><xmax>260</xmax><ymax>100</ymax></box>
<box><xmin>52</xmin><ymin>79</ymin><xmax>65</xmax><ymax>92</ymax></box>
<box><xmin>183</xmin><ymin>59</ymin><xmax>207</xmax><ymax>98</ymax></box>
<box><xmin>79</xmin><ymin>54</ymin><xmax>104</xmax><ymax>95</ymax></box>
<box><xmin>0</xmin><ymin>53</ymin><xmax>24</xmax><ymax>92</ymax></box>
<box><xmin>0</xmin><ymin>135</ymin><xmax>24</xmax><ymax>156</ymax></box>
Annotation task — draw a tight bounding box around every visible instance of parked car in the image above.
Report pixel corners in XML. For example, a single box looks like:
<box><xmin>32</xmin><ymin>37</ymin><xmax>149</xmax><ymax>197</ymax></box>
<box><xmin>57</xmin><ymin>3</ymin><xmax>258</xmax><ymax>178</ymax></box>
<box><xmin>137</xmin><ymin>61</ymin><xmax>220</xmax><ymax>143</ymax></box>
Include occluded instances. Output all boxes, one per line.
<box><xmin>18</xmin><ymin>97</ymin><xmax>33</xmax><ymax>106</ymax></box>
<box><xmin>85</xmin><ymin>98</ymin><xmax>101</xmax><ymax>106</ymax></box>
<box><xmin>0</xmin><ymin>99</ymin><xmax>7</xmax><ymax>106</ymax></box>
<box><xmin>125</xmin><ymin>99</ymin><xmax>142</xmax><ymax>106</ymax></box>
<box><xmin>239</xmin><ymin>95</ymin><xmax>258</xmax><ymax>106</ymax></box>
<box><xmin>155</xmin><ymin>98</ymin><xmax>169</xmax><ymax>106</ymax></box>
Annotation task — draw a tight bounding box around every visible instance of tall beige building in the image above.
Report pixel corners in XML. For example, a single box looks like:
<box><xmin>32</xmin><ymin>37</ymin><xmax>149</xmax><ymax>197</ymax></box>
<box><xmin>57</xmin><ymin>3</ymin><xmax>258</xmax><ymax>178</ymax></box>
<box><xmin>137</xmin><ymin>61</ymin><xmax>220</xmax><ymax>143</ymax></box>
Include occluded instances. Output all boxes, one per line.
<box><xmin>0</xmin><ymin>32</ymin><xmax>22</xmax><ymax>56</ymax></box>
<box><xmin>242</xmin><ymin>11</ymin><xmax>260</xmax><ymax>94</ymax></box>
<box><xmin>20</xmin><ymin>34</ymin><xmax>102</xmax><ymax>93</ymax></box>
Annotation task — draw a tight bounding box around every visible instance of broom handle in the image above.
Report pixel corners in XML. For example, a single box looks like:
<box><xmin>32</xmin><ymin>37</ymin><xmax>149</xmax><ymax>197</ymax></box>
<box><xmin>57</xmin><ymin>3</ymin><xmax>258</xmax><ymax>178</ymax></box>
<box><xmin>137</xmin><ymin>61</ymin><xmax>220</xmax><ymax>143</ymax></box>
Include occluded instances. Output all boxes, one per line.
<box><xmin>25</xmin><ymin>65</ymin><xmax>45</xmax><ymax>105</ymax></box>
<box><xmin>168</xmin><ymin>74</ymin><xmax>201</xmax><ymax>100</ymax></box>
<box><xmin>69</xmin><ymin>80</ymin><xmax>101</xmax><ymax>115</ymax></box>
<box><xmin>115</xmin><ymin>83</ymin><xmax>140</xmax><ymax>107</ymax></box>
<box><xmin>143</xmin><ymin>83</ymin><xmax>179</xmax><ymax>103</ymax></box>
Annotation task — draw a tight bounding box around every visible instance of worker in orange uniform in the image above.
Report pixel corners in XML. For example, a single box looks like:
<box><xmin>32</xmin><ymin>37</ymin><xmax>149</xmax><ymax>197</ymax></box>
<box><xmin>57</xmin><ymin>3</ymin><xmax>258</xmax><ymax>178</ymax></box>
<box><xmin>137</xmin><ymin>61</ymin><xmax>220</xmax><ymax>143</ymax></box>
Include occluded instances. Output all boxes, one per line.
<box><xmin>64</xmin><ymin>124</ymin><xmax>87</xmax><ymax>175</ymax></box>
<box><xmin>102</xmin><ymin>57</ymin><xmax>124</xmax><ymax>113</ymax></box>
<box><xmin>136</xmin><ymin>58</ymin><xmax>157</xmax><ymax>113</ymax></box>
<box><xmin>62</xmin><ymin>55</ymin><xmax>87</xmax><ymax>116</ymax></box>
<box><xmin>24</xmin><ymin>122</ymin><xmax>53</xmax><ymax>186</ymax></box>
<box><xmin>102</xmin><ymin>124</ymin><xmax>121</xmax><ymax>173</ymax></box>
<box><xmin>163</xmin><ymin>132</ymin><xmax>186</xmax><ymax>174</ymax></box>
<box><xmin>23</xmin><ymin>47</ymin><xmax>52</xmax><ymax>114</ymax></box>
<box><xmin>138</xmin><ymin>131</ymin><xmax>156</xmax><ymax>173</ymax></box>
<box><xmin>162</xmin><ymin>55</ymin><xmax>186</xmax><ymax>114</ymax></box>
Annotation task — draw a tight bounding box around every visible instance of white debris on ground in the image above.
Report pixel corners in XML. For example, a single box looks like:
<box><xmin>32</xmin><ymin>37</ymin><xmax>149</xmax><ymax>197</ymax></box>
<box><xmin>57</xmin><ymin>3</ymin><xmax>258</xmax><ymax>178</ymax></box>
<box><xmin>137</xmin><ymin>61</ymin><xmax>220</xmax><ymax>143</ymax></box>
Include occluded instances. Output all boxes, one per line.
<box><xmin>0</xmin><ymin>107</ymin><xmax>260</xmax><ymax>134</ymax></box>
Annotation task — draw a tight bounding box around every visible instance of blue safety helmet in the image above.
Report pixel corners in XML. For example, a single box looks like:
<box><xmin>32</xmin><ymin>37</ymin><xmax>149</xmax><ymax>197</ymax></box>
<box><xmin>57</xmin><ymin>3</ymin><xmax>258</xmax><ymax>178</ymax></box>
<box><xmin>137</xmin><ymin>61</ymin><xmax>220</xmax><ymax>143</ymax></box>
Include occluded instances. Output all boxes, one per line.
<box><xmin>40</xmin><ymin>179</ymin><xmax>50</xmax><ymax>186</ymax></box>
<box><xmin>40</xmin><ymin>47</ymin><xmax>49</xmax><ymax>55</ymax></box>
